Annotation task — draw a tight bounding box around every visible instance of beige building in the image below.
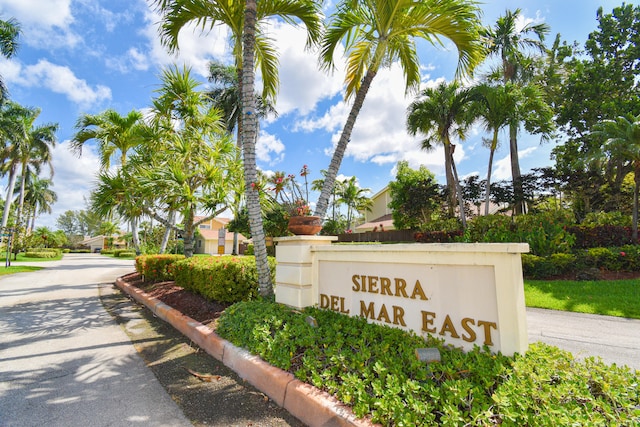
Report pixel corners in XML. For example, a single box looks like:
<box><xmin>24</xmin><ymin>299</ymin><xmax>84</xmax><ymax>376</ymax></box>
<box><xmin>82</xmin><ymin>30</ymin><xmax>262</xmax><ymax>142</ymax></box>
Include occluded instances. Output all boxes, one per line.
<box><xmin>80</xmin><ymin>235</ymin><xmax>127</xmax><ymax>252</ymax></box>
<box><xmin>355</xmin><ymin>186</ymin><xmax>395</xmax><ymax>233</ymax></box>
<box><xmin>193</xmin><ymin>216</ymin><xmax>248</xmax><ymax>255</ymax></box>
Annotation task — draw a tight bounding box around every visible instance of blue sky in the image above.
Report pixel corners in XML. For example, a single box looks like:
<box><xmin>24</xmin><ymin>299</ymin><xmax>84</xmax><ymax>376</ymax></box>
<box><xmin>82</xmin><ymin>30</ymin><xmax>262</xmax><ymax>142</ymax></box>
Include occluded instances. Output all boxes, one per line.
<box><xmin>0</xmin><ymin>0</ymin><xmax>616</xmax><ymax>230</ymax></box>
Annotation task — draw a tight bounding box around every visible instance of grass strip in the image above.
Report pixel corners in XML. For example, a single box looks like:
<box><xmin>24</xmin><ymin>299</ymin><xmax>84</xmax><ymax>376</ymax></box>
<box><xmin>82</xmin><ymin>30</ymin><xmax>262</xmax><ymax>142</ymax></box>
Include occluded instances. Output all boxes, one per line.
<box><xmin>524</xmin><ymin>278</ymin><xmax>640</xmax><ymax>319</ymax></box>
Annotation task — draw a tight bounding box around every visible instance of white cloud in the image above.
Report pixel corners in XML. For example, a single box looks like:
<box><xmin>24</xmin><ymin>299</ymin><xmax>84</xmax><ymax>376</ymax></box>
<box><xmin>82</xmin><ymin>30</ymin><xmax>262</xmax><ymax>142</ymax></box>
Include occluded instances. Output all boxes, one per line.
<box><xmin>298</xmin><ymin>62</ymin><xmax>452</xmax><ymax>175</ymax></box>
<box><xmin>256</xmin><ymin>130</ymin><xmax>285</xmax><ymax>165</ymax></box>
<box><xmin>35</xmin><ymin>140</ymin><xmax>101</xmax><ymax>229</ymax></box>
<box><xmin>0</xmin><ymin>0</ymin><xmax>72</xmax><ymax>27</ymax></box>
<box><xmin>0</xmin><ymin>0</ymin><xmax>81</xmax><ymax>49</ymax></box>
<box><xmin>140</xmin><ymin>7</ymin><xmax>231</xmax><ymax>79</ymax></box>
<box><xmin>106</xmin><ymin>47</ymin><xmax>150</xmax><ymax>73</ymax></box>
<box><xmin>0</xmin><ymin>59</ymin><xmax>111</xmax><ymax>107</ymax></box>
<box><xmin>269</xmin><ymin>21</ymin><xmax>344</xmax><ymax>117</ymax></box>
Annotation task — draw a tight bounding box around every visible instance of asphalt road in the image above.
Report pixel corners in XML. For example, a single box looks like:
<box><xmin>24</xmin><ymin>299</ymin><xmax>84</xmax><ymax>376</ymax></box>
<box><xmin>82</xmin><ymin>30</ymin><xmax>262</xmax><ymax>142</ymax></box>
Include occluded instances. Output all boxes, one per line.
<box><xmin>527</xmin><ymin>307</ymin><xmax>640</xmax><ymax>371</ymax></box>
<box><xmin>0</xmin><ymin>254</ymin><xmax>192</xmax><ymax>427</ymax></box>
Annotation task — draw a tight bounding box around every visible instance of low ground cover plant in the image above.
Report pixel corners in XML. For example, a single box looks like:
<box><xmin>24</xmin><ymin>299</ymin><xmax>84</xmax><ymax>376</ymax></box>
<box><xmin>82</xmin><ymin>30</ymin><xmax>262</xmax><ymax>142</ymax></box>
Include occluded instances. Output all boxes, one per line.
<box><xmin>217</xmin><ymin>300</ymin><xmax>640</xmax><ymax>426</ymax></box>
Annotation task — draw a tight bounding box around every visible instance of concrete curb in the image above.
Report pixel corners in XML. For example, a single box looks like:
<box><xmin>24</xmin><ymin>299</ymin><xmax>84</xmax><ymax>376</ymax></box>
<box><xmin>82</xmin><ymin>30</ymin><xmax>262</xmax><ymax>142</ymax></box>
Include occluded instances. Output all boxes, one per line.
<box><xmin>115</xmin><ymin>277</ymin><xmax>378</xmax><ymax>427</ymax></box>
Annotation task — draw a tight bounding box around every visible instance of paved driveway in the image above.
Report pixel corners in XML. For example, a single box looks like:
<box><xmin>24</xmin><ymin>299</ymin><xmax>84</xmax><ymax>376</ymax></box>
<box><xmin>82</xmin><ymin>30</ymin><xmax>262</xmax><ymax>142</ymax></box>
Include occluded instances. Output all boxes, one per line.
<box><xmin>0</xmin><ymin>253</ymin><xmax>192</xmax><ymax>427</ymax></box>
<box><xmin>527</xmin><ymin>307</ymin><xmax>640</xmax><ymax>371</ymax></box>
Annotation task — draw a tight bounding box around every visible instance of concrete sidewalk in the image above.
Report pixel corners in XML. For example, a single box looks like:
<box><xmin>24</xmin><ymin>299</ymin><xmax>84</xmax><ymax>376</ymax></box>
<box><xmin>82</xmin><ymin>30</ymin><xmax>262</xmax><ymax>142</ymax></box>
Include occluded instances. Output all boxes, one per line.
<box><xmin>527</xmin><ymin>307</ymin><xmax>640</xmax><ymax>371</ymax></box>
<box><xmin>0</xmin><ymin>254</ymin><xmax>193</xmax><ymax>427</ymax></box>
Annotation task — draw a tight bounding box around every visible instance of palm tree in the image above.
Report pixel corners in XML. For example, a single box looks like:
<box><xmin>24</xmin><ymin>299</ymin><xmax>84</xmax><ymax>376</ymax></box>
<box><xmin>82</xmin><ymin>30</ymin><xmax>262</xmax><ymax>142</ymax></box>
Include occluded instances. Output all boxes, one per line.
<box><xmin>18</xmin><ymin>174</ymin><xmax>57</xmax><ymax>231</ymax></box>
<box><xmin>70</xmin><ymin>108</ymin><xmax>145</xmax><ymax>250</ymax></box>
<box><xmin>0</xmin><ymin>17</ymin><xmax>21</xmax><ymax>101</ymax></box>
<box><xmin>481</xmin><ymin>8</ymin><xmax>549</xmax><ymax>214</ymax></box>
<box><xmin>208</xmin><ymin>60</ymin><xmax>277</xmax><ymax>255</ymax></box>
<box><xmin>207</xmin><ymin>60</ymin><xmax>277</xmax><ymax>144</ymax></box>
<box><xmin>137</xmin><ymin>65</ymin><xmax>240</xmax><ymax>258</ymax></box>
<box><xmin>70</xmin><ymin>109</ymin><xmax>145</xmax><ymax>169</ymax></box>
<box><xmin>336</xmin><ymin>176</ymin><xmax>371</xmax><ymax>231</ymax></box>
<box><xmin>407</xmin><ymin>80</ymin><xmax>473</xmax><ymax>223</ymax></box>
<box><xmin>594</xmin><ymin>113</ymin><xmax>640</xmax><ymax>241</ymax></box>
<box><xmin>314</xmin><ymin>0</ymin><xmax>485</xmax><ymax>219</ymax></box>
<box><xmin>0</xmin><ymin>102</ymin><xmax>35</xmax><ymax>229</ymax></box>
<box><xmin>153</xmin><ymin>0</ymin><xmax>323</xmax><ymax>296</ymax></box>
<box><xmin>468</xmin><ymin>83</ymin><xmax>514</xmax><ymax>215</ymax></box>
<box><xmin>0</xmin><ymin>105</ymin><xmax>57</xmax><ymax>230</ymax></box>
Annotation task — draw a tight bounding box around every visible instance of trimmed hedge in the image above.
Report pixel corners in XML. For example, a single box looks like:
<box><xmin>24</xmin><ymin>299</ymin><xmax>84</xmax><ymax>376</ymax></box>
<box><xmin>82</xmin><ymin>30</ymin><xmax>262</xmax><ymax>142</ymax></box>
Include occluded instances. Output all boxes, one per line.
<box><xmin>172</xmin><ymin>255</ymin><xmax>277</xmax><ymax>303</ymax></box>
<box><xmin>522</xmin><ymin>245</ymin><xmax>640</xmax><ymax>279</ymax></box>
<box><xmin>135</xmin><ymin>254</ymin><xmax>185</xmax><ymax>282</ymax></box>
<box><xmin>24</xmin><ymin>251</ymin><xmax>59</xmax><ymax>259</ymax></box>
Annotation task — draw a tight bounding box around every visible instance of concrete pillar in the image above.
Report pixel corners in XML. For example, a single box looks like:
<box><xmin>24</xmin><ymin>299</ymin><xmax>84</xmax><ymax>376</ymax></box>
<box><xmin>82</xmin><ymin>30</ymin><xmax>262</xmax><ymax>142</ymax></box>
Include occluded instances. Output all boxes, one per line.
<box><xmin>274</xmin><ymin>235</ymin><xmax>337</xmax><ymax>309</ymax></box>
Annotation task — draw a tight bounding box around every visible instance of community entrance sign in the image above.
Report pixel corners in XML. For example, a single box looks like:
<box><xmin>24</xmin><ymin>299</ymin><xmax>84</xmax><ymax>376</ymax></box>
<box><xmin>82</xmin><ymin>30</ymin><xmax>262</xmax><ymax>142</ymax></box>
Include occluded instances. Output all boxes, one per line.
<box><xmin>274</xmin><ymin>236</ymin><xmax>529</xmax><ymax>356</ymax></box>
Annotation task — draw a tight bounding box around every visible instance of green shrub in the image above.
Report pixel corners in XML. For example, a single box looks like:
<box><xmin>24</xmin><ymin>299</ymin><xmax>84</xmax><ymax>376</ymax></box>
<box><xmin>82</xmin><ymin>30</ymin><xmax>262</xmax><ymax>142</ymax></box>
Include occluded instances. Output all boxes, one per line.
<box><xmin>466</xmin><ymin>214</ymin><xmax>515</xmax><ymax>243</ymax></box>
<box><xmin>582</xmin><ymin>211</ymin><xmax>632</xmax><ymax>227</ymax></box>
<box><xmin>24</xmin><ymin>251</ymin><xmax>59</xmax><ymax>259</ymax></box>
<box><xmin>135</xmin><ymin>254</ymin><xmax>185</xmax><ymax>282</ymax></box>
<box><xmin>100</xmin><ymin>249</ymin><xmax>115</xmax><ymax>255</ymax></box>
<box><xmin>244</xmin><ymin>244</ymin><xmax>254</xmax><ymax>255</ymax></box>
<box><xmin>113</xmin><ymin>249</ymin><xmax>135</xmax><ymax>258</ymax></box>
<box><xmin>115</xmin><ymin>251</ymin><xmax>136</xmax><ymax>258</ymax></box>
<box><xmin>514</xmin><ymin>210</ymin><xmax>575</xmax><ymax>256</ymax></box>
<box><xmin>172</xmin><ymin>255</ymin><xmax>276</xmax><ymax>303</ymax></box>
<box><xmin>217</xmin><ymin>301</ymin><xmax>640</xmax><ymax>426</ymax></box>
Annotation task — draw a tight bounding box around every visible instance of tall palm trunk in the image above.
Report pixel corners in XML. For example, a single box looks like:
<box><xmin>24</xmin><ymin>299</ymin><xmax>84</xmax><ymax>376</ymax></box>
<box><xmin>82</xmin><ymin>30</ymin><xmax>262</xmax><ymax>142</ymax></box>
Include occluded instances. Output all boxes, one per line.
<box><xmin>509</xmin><ymin>123</ymin><xmax>524</xmax><ymax>214</ymax></box>
<box><xmin>450</xmin><ymin>145</ymin><xmax>466</xmax><ymax>228</ymax></box>
<box><xmin>159</xmin><ymin>210</ymin><xmax>175</xmax><ymax>254</ymax></box>
<box><xmin>242</xmin><ymin>0</ymin><xmax>272</xmax><ymax>297</ymax></box>
<box><xmin>484</xmin><ymin>131</ymin><xmax>499</xmax><ymax>216</ymax></box>
<box><xmin>443</xmin><ymin>140</ymin><xmax>456</xmax><ymax>217</ymax></box>
<box><xmin>16</xmin><ymin>164</ymin><xmax>27</xmax><ymax>227</ymax></box>
<box><xmin>1</xmin><ymin>166</ymin><xmax>17</xmax><ymax>228</ymax></box>
<box><xmin>130</xmin><ymin>217</ymin><xmax>141</xmax><ymax>254</ymax></box>
<box><xmin>182</xmin><ymin>206</ymin><xmax>196</xmax><ymax>258</ymax></box>
<box><xmin>315</xmin><ymin>68</ymin><xmax>377</xmax><ymax>219</ymax></box>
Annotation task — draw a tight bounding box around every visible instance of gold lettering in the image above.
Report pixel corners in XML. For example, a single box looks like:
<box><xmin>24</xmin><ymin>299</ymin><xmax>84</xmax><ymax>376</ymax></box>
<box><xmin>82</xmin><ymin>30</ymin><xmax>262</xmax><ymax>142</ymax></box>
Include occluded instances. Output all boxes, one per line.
<box><xmin>319</xmin><ymin>294</ymin><xmax>330</xmax><ymax>309</ymax></box>
<box><xmin>351</xmin><ymin>275</ymin><xmax>361</xmax><ymax>292</ymax></box>
<box><xmin>439</xmin><ymin>315</ymin><xmax>460</xmax><ymax>339</ymax></box>
<box><xmin>339</xmin><ymin>297</ymin><xmax>350</xmax><ymax>314</ymax></box>
<box><xmin>368</xmin><ymin>276</ymin><xmax>379</xmax><ymax>293</ymax></box>
<box><xmin>410</xmin><ymin>280</ymin><xmax>428</xmax><ymax>300</ymax></box>
<box><xmin>330</xmin><ymin>295</ymin><xmax>340</xmax><ymax>311</ymax></box>
<box><xmin>360</xmin><ymin>301</ymin><xmax>375</xmax><ymax>319</ymax></box>
<box><xmin>380</xmin><ymin>277</ymin><xmax>391</xmax><ymax>295</ymax></box>
<box><xmin>392</xmin><ymin>306</ymin><xmax>406</xmax><ymax>326</ymax></box>
<box><xmin>461</xmin><ymin>317</ymin><xmax>476</xmax><ymax>342</ymax></box>
<box><xmin>477</xmin><ymin>320</ymin><xmax>497</xmax><ymax>346</ymax></box>
<box><xmin>394</xmin><ymin>278</ymin><xmax>408</xmax><ymax>297</ymax></box>
<box><xmin>376</xmin><ymin>304</ymin><xmax>391</xmax><ymax>323</ymax></box>
<box><xmin>421</xmin><ymin>311</ymin><xmax>436</xmax><ymax>333</ymax></box>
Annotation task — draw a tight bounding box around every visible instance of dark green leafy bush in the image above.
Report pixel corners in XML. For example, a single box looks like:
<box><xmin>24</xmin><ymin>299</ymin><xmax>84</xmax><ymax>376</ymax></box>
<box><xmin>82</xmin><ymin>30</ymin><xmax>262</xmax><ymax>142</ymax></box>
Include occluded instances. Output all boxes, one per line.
<box><xmin>172</xmin><ymin>255</ymin><xmax>276</xmax><ymax>303</ymax></box>
<box><xmin>217</xmin><ymin>301</ymin><xmax>640</xmax><ymax>426</ymax></box>
<box><xmin>566</xmin><ymin>225</ymin><xmax>633</xmax><ymax>249</ymax></box>
<box><xmin>114</xmin><ymin>251</ymin><xmax>136</xmax><ymax>258</ymax></box>
<box><xmin>135</xmin><ymin>254</ymin><xmax>185</xmax><ymax>282</ymax></box>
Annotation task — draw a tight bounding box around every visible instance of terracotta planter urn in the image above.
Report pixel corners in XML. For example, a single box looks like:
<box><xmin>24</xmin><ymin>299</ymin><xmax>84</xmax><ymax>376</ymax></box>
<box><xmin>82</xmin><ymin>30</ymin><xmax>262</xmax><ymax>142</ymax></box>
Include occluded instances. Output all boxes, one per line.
<box><xmin>287</xmin><ymin>215</ymin><xmax>322</xmax><ymax>235</ymax></box>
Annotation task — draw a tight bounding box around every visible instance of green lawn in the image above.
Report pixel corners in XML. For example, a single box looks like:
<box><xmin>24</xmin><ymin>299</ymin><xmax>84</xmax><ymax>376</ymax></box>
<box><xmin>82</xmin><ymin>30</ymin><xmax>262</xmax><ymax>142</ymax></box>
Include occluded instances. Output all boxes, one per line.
<box><xmin>0</xmin><ymin>265</ymin><xmax>44</xmax><ymax>275</ymax></box>
<box><xmin>13</xmin><ymin>253</ymin><xmax>63</xmax><ymax>262</ymax></box>
<box><xmin>524</xmin><ymin>278</ymin><xmax>640</xmax><ymax>319</ymax></box>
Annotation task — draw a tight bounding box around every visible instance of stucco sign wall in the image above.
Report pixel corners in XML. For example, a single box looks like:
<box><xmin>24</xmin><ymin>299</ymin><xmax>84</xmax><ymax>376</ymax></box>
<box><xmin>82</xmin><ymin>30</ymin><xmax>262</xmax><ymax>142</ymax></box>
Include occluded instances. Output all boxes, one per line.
<box><xmin>318</xmin><ymin>262</ymin><xmax>499</xmax><ymax>351</ymax></box>
<box><xmin>274</xmin><ymin>237</ymin><xmax>529</xmax><ymax>356</ymax></box>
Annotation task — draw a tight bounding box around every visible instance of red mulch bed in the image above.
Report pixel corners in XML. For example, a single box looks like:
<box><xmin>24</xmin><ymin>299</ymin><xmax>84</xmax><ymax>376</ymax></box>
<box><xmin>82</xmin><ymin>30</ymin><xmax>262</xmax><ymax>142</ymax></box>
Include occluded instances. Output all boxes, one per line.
<box><xmin>120</xmin><ymin>272</ymin><xmax>229</xmax><ymax>325</ymax></box>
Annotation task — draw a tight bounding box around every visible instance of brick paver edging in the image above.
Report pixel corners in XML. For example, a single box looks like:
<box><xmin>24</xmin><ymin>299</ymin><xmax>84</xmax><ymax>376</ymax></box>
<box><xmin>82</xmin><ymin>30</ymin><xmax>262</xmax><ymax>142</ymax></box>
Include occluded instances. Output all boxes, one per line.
<box><xmin>114</xmin><ymin>277</ymin><xmax>378</xmax><ymax>427</ymax></box>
